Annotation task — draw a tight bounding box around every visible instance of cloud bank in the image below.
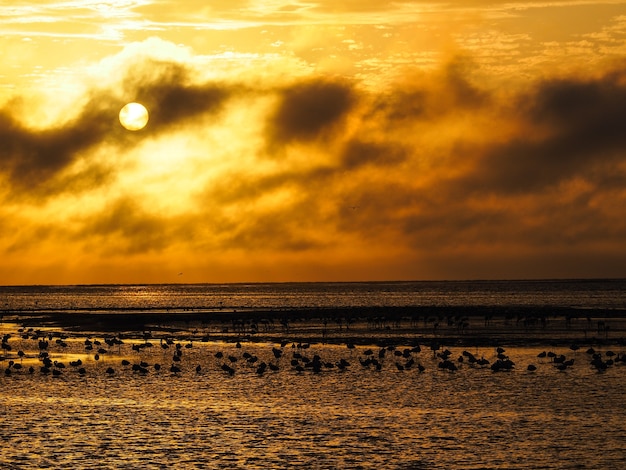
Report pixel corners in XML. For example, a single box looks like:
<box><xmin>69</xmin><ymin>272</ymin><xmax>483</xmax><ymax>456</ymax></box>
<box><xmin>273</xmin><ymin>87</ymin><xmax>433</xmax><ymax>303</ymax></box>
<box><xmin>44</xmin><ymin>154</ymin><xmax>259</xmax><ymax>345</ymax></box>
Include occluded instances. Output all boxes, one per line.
<box><xmin>2</xmin><ymin>45</ymin><xmax>626</xmax><ymax>282</ymax></box>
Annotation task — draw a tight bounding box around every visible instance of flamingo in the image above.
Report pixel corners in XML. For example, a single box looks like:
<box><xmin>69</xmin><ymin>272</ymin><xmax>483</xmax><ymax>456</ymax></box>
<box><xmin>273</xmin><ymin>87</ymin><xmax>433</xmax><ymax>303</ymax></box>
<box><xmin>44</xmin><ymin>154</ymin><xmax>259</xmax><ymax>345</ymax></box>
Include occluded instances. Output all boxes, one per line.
<box><xmin>256</xmin><ymin>362</ymin><xmax>267</xmax><ymax>375</ymax></box>
<box><xmin>221</xmin><ymin>363</ymin><xmax>235</xmax><ymax>376</ymax></box>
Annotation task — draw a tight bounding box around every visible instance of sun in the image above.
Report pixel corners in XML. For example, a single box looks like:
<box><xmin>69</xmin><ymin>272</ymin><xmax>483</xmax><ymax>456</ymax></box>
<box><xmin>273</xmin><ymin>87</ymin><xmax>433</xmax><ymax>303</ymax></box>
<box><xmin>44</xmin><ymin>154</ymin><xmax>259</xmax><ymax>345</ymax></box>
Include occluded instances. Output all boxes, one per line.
<box><xmin>119</xmin><ymin>102</ymin><xmax>149</xmax><ymax>131</ymax></box>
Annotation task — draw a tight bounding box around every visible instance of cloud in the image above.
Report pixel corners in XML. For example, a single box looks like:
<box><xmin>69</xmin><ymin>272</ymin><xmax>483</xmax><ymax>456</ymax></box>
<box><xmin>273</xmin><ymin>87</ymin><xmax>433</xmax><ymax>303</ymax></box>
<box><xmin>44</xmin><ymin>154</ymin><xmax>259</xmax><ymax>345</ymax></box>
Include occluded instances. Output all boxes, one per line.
<box><xmin>77</xmin><ymin>197</ymin><xmax>174</xmax><ymax>255</ymax></box>
<box><xmin>369</xmin><ymin>56</ymin><xmax>489</xmax><ymax>127</ymax></box>
<box><xmin>340</xmin><ymin>139</ymin><xmax>408</xmax><ymax>170</ymax></box>
<box><xmin>0</xmin><ymin>97</ymin><xmax>122</xmax><ymax>198</ymax></box>
<box><xmin>122</xmin><ymin>60</ymin><xmax>235</xmax><ymax>130</ymax></box>
<box><xmin>266</xmin><ymin>78</ymin><xmax>356</xmax><ymax>146</ymax></box>
<box><xmin>451</xmin><ymin>66</ymin><xmax>626</xmax><ymax>196</ymax></box>
<box><xmin>4</xmin><ymin>48</ymin><xmax>626</xmax><ymax>281</ymax></box>
<box><xmin>196</xmin><ymin>59</ymin><xmax>626</xmax><ymax>255</ymax></box>
<box><xmin>0</xmin><ymin>58</ymin><xmax>237</xmax><ymax>199</ymax></box>
<box><xmin>248</xmin><ymin>58</ymin><xmax>626</xmax><ymax>259</ymax></box>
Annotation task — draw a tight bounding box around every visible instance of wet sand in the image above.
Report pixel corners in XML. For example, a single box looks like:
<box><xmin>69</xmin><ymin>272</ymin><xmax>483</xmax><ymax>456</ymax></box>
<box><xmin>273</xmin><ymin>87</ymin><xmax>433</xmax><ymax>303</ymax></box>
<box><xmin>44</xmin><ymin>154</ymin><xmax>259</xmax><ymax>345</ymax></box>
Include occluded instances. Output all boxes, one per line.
<box><xmin>4</xmin><ymin>305</ymin><xmax>626</xmax><ymax>347</ymax></box>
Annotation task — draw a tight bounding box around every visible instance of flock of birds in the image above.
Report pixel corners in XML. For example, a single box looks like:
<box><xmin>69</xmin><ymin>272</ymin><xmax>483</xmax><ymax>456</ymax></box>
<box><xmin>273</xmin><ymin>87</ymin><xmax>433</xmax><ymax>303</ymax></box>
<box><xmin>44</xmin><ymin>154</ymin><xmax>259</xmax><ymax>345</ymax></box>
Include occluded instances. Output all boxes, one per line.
<box><xmin>1</xmin><ymin>327</ymin><xmax>625</xmax><ymax>380</ymax></box>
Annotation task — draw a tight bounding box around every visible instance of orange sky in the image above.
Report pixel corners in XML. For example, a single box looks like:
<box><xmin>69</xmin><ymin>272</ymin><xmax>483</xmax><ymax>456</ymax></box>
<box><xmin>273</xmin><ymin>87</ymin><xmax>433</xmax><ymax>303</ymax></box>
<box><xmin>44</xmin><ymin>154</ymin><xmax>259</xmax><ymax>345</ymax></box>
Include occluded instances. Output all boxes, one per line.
<box><xmin>2</xmin><ymin>1</ymin><xmax>626</xmax><ymax>284</ymax></box>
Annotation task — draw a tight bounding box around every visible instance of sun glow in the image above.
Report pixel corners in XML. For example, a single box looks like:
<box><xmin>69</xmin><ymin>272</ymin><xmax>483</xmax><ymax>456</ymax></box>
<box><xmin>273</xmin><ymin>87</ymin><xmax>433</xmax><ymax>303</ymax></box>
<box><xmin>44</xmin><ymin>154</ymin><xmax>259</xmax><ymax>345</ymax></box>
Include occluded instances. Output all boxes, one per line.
<box><xmin>3</xmin><ymin>1</ymin><xmax>626</xmax><ymax>285</ymax></box>
<box><xmin>119</xmin><ymin>102</ymin><xmax>149</xmax><ymax>130</ymax></box>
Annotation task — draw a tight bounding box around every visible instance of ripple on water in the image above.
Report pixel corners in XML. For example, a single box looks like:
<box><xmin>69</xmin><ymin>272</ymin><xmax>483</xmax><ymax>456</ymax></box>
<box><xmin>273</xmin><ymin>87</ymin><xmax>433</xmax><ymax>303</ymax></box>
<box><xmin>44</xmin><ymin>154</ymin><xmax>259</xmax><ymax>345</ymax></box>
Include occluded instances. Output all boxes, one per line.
<box><xmin>1</xmin><ymin>340</ymin><xmax>626</xmax><ymax>469</ymax></box>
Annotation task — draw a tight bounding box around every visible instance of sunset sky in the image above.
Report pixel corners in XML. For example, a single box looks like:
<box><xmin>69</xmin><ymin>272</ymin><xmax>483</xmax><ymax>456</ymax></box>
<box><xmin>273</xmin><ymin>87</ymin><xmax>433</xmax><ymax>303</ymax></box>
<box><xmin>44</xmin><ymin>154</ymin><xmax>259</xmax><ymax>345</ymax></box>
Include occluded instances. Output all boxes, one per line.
<box><xmin>2</xmin><ymin>1</ymin><xmax>626</xmax><ymax>284</ymax></box>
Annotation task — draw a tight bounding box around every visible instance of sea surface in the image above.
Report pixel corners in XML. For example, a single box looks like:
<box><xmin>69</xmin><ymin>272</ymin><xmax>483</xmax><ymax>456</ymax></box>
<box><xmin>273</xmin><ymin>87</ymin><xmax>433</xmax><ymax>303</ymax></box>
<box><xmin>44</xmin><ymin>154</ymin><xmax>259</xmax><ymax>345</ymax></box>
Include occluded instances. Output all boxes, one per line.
<box><xmin>1</xmin><ymin>280</ymin><xmax>626</xmax><ymax>469</ymax></box>
<box><xmin>2</xmin><ymin>278</ymin><xmax>626</xmax><ymax>311</ymax></box>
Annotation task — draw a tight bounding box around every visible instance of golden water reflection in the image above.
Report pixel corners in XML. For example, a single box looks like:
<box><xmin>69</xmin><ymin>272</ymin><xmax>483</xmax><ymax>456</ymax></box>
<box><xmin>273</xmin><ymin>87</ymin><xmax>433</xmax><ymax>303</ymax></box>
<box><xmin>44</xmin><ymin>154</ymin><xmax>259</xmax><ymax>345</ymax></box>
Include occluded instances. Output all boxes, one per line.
<box><xmin>1</xmin><ymin>327</ymin><xmax>625</xmax><ymax>469</ymax></box>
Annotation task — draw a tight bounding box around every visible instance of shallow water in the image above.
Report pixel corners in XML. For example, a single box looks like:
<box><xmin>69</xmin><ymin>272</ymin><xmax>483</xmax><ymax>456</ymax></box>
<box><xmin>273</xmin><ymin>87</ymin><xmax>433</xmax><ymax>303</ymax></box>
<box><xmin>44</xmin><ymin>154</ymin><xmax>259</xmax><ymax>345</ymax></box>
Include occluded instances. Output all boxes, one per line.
<box><xmin>2</xmin><ymin>333</ymin><xmax>625</xmax><ymax>469</ymax></box>
<box><xmin>2</xmin><ymin>279</ymin><xmax>625</xmax><ymax>468</ymax></box>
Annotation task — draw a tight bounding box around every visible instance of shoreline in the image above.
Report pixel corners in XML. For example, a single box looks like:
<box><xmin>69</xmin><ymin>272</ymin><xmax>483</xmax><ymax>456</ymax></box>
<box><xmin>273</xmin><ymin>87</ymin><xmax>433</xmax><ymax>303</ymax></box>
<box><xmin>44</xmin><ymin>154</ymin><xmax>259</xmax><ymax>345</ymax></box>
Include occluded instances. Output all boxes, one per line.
<box><xmin>3</xmin><ymin>305</ymin><xmax>626</xmax><ymax>348</ymax></box>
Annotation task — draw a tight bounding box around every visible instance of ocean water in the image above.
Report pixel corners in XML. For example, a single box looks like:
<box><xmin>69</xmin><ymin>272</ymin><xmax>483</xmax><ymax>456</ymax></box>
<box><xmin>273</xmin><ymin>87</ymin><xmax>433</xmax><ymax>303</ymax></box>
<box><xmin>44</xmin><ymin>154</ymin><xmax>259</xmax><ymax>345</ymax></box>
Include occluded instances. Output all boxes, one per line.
<box><xmin>2</xmin><ymin>278</ymin><xmax>626</xmax><ymax>311</ymax></box>
<box><xmin>1</xmin><ymin>280</ymin><xmax>626</xmax><ymax>469</ymax></box>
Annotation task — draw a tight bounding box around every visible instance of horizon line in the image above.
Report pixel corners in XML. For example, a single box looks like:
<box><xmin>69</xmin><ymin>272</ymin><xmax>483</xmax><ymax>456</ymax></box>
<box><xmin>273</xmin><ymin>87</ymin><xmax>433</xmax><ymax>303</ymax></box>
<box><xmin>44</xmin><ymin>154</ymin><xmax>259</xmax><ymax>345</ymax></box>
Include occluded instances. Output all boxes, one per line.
<box><xmin>1</xmin><ymin>277</ymin><xmax>625</xmax><ymax>289</ymax></box>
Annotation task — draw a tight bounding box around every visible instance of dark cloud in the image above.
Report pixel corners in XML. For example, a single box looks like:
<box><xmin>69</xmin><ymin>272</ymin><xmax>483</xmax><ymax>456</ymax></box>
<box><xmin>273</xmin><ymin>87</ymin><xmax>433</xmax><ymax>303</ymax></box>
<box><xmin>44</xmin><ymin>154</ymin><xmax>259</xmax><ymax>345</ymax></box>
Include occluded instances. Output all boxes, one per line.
<box><xmin>91</xmin><ymin>61</ymin><xmax>626</xmax><ymax>259</ymax></box>
<box><xmin>139</xmin><ymin>82</ymin><xmax>231</xmax><ymax>129</ymax></box>
<box><xmin>371</xmin><ymin>89</ymin><xmax>429</xmax><ymax>122</ymax></box>
<box><xmin>309</xmin><ymin>65</ymin><xmax>626</xmax><ymax>257</ymax></box>
<box><xmin>266</xmin><ymin>79</ymin><xmax>356</xmax><ymax>146</ymax></box>
<box><xmin>5</xmin><ymin>53</ymin><xmax>626</xmax><ymax>279</ymax></box>
<box><xmin>0</xmin><ymin>60</ymin><xmax>237</xmax><ymax>199</ymax></box>
<box><xmin>126</xmin><ymin>61</ymin><xmax>234</xmax><ymax>130</ymax></box>
<box><xmin>442</xmin><ymin>56</ymin><xmax>489</xmax><ymax>108</ymax></box>
<box><xmin>370</xmin><ymin>55</ymin><xmax>488</xmax><ymax>126</ymax></box>
<box><xmin>224</xmin><ymin>209</ymin><xmax>327</xmax><ymax>251</ymax></box>
<box><xmin>330</xmin><ymin>173</ymin><xmax>626</xmax><ymax>258</ymax></box>
<box><xmin>340</xmin><ymin>139</ymin><xmax>408</xmax><ymax>169</ymax></box>
<box><xmin>0</xmin><ymin>99</ymin><xmax>122</xmax><ymax>198</ymax></box>
<box><xmin>527</xmin><ymin>71</ymin><xmax>626</xmax><ymax>152</ymax></box>
<box><xmin>79</xmin><ymin>198</ymin><xmax>173</xmax><ymax>255</ymax></box>
<box><xmin>452</xmin><ymin>68</ymin><xmax>626</xmax><ymax>195</ymax></box>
